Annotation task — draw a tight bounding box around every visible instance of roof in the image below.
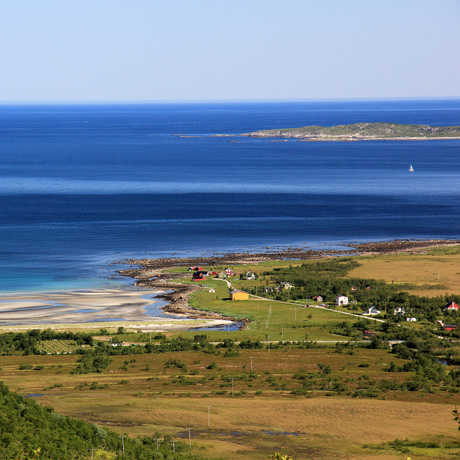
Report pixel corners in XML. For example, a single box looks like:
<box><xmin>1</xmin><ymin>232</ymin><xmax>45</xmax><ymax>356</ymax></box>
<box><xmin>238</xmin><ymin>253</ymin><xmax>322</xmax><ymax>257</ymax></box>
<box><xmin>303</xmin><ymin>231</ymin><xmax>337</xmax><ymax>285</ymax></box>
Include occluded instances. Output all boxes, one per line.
<box><xmin>230</xmin><ymin>290</ymin><xmax>247</xmax><ymax>294</ymax></box>
<box><xmin>445</xmin><ymin>301</ymin><xmax>460</xmax><ymax>310</ymax></box>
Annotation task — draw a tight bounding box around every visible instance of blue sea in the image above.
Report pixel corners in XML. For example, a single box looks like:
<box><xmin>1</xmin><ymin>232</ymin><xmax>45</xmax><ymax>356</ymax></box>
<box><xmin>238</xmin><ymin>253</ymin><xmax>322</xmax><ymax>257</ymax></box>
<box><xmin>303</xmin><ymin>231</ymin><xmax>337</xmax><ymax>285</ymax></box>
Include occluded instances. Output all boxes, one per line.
<box><xmin>1</xmin><ymin>99</ymin><xmax>459</xmax><ymax>293</ymax></box>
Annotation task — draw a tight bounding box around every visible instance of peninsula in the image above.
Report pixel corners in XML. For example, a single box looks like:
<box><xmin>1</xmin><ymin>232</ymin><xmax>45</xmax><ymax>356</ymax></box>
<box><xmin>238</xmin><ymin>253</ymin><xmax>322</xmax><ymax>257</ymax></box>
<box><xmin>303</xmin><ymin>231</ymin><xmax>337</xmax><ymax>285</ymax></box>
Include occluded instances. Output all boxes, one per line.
<box><xmin>241</xmin><ymin>122</ymin><xmax>460</xmax><ymax>141</ymax></box>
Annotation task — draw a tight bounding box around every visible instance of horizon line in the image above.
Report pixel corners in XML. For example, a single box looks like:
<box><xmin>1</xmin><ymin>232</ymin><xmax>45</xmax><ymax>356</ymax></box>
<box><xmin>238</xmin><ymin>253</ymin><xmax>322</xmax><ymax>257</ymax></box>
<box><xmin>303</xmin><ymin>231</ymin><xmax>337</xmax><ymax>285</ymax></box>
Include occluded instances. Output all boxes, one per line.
<box><xmin>1</xmin><ymin>96</ymin><xmax>460</xmax><ymax>106</ymax></box>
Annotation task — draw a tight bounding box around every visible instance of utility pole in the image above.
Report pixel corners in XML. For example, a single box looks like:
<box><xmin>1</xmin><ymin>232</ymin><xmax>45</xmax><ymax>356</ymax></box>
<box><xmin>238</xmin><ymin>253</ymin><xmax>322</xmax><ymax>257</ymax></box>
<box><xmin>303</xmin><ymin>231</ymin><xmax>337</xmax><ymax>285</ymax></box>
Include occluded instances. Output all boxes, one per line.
<box><xmin>291</xmin><ymin>307</ymin><xmax>297</xmax><ymax>320</ymax></box>
<box><xmin>268</xmin><ymin>336</ymin><xmax>270</xmax><ymax>353</ymax></box>
<box><xmin>206</xmin><ymin>405</ymin><xmax>212</xmax><ymax>427</ymax></box>
<box><xmin>155</xmin><ymin>438</ymin><xmax>161</xmax><ymax>451</ymax></box>
<box><xmin>121</xmin><ymin>435</ymin><xmax>125</xmax><ymax>454</ymax></box>
<box><xmin>280</xmin><ymin>325</ymin><xmax>284</xmax><ymax>338</ymax></box>
<box><xmin>188</xmin><ymin>427</ymin><xmax>192</xmax><ymax>447</ymax></box>
<box><xmin>171</xmin><ymin>440</ymin><xmax>176</xmax><ymax>452</ymax></box>
<box><xmin>250</xmin><ymin>356</ymin><xmax>254</xmax><ymax>373</ymax></box>
<box><xmin>231</xmin><ymin>377</ymin><xmax>235</xmax><ymax>396</ymax></box>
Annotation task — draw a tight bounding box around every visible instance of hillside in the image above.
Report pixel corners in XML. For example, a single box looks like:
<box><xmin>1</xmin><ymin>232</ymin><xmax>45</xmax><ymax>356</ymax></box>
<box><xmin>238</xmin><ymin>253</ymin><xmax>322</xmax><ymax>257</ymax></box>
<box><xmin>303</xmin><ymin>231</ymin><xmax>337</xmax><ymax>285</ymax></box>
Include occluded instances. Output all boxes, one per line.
<box><xmin>0</xmin><ymin>381</ymin><xmax>206</xmax><ymax>460</ymax></box>
<box><xmin>241</xmin><ymin>122</ymin><xmax>460</xmax><ymax>140</ymax></box>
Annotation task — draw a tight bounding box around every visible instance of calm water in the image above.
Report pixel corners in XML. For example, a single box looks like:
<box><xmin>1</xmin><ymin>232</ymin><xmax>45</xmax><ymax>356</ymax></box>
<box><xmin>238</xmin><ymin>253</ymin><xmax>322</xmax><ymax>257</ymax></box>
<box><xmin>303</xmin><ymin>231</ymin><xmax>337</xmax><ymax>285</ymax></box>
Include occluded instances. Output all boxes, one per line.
<box><xmin>1</xmin><ymin>100</ymin><xmax>459</xmax><ymax>292</ymax></box>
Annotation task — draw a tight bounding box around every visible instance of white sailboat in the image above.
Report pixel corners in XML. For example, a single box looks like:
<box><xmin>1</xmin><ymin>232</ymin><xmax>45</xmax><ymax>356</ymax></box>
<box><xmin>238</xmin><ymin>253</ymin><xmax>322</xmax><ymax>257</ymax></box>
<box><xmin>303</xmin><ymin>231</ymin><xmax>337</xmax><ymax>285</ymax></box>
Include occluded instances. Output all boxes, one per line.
<box><xmin>409</xmin><ymin>164</ymin><xmax>414</xmax><ymax>172</ymax></box>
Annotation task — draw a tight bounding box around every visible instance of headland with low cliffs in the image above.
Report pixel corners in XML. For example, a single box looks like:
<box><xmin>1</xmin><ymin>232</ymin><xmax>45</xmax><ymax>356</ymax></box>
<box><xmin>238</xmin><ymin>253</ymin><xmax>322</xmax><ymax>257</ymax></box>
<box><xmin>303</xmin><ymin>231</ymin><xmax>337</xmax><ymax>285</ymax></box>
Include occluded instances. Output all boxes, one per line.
<box><xmin>240</xmin><ymin>122</ymin><xmax>460</xmax><ymax>141</ymax></box>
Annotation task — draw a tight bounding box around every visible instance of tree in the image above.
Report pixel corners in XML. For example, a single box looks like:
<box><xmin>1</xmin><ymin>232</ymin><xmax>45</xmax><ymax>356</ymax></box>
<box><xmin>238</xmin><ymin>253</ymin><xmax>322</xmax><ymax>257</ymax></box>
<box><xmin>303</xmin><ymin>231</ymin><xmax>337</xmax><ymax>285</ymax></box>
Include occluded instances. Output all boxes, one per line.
<box><xmin>269</xmin><ymin>453</ymin><xmax>293</xmax><ymax>460</ymax></box>
<box><xmin>453</xmin><ymin>406</ymin><xmax>460</xmax><ymax>430</ymax></box>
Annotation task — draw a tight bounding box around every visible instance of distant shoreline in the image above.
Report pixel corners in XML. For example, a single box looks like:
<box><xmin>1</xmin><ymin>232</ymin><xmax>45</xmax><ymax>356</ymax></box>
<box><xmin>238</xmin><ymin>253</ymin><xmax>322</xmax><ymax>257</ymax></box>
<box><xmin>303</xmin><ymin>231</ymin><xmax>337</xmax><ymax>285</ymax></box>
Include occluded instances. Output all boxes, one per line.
<box><xmin>237</xmin><ymin>122</ymin><xmax>460</xmax><ymax>141</ymax></box>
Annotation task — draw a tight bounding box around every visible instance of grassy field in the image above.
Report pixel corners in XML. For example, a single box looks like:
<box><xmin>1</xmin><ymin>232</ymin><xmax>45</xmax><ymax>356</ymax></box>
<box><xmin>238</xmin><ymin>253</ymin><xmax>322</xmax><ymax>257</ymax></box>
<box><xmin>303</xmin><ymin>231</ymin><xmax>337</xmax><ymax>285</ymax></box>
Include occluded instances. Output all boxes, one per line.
<box><xmin>2</xmin><ymin>247</ymin><xmax>460</xmax><ymax>459</ymax></box>
<box><xmin>2</xmin><ymin>345</ymin><xmax>460</xmax><ymax>459</ymax></box>
<box><xmin>347</xmin><ymin>247</ymin><xmax>460</xmax><ymax>297</ymax></box>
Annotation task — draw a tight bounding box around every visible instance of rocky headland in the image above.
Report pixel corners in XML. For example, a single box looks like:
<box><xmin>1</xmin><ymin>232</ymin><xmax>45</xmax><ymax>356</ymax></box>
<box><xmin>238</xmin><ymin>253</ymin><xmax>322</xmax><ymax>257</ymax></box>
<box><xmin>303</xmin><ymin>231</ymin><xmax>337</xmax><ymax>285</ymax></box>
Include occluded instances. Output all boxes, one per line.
<box><xmin>240</xmin><ymin>122</ymin><xmax>460</xmax><ymax>141</ymax></box>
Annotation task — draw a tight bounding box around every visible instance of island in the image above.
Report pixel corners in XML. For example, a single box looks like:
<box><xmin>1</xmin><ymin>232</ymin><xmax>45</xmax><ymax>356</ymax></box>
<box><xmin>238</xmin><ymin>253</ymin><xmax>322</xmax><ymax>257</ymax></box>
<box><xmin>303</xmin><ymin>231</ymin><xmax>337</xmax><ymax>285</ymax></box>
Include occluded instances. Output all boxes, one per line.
<box><xmin>240</xmin><ymin>122</ymin><xmax>460</xmax><ymax>141</ymax></box>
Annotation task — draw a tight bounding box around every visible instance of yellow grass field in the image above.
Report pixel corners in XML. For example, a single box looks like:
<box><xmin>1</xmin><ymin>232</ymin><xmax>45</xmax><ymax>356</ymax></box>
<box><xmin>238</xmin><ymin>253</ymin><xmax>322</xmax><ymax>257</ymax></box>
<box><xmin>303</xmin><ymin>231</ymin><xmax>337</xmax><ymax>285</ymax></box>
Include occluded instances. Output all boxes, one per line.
<box><xmin>347</xmin><ymin>249</ymin><xmax>460</xmax><ymax>297</ymax></box>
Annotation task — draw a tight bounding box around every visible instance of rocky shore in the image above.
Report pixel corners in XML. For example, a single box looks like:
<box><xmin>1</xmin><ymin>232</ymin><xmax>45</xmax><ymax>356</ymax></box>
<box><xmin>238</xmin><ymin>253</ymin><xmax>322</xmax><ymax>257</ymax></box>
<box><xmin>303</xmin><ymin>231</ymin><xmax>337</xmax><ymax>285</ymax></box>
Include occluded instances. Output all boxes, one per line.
<box><xmin>119</xmin><ymin>239</ymin><xmax>460</xmax><ymax>319</ymax></box>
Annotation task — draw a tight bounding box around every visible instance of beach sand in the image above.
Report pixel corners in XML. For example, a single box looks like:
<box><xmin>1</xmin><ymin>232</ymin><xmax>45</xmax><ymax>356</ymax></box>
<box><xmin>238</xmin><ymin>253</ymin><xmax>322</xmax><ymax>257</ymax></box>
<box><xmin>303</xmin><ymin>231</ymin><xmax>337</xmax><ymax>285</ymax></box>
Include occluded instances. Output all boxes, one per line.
<box><xmin>0</xmin><ymin>288</ymin><xmax>233</xmax><ymax>332</ymax></box>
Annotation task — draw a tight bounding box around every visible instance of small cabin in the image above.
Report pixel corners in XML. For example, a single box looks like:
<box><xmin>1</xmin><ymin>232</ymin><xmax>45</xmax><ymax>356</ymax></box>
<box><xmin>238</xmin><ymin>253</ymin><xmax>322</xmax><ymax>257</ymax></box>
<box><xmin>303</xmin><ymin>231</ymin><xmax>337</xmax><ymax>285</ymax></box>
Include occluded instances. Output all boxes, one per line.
<box><xmin>444</xmin><ymin>324</ymin><xmax>458</xmax><ymax>332</ymax></box>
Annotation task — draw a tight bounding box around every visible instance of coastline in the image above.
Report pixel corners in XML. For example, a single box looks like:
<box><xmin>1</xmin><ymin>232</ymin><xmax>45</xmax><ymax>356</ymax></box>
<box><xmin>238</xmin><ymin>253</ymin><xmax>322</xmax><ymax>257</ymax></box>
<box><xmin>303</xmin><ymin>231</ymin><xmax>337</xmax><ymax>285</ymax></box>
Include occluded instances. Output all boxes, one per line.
<box><xmin>241</xmin><ymin>135</ymin><xmax>460</xmax><ymax>141</ymax></box>
<box><xmin>119</xmin><ymin>238</ymin><xmax>460</xmax><ymax>317</ymax></box>
<box><xmin>1</xmin><ymin>239</ymin><xmax>458</xmax><ymax>331</ymax></box>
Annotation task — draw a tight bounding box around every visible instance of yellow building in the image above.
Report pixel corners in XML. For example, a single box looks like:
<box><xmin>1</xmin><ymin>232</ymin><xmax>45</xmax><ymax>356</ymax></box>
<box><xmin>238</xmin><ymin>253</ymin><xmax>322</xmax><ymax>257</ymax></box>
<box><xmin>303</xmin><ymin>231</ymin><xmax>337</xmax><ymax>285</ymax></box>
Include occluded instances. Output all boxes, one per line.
<box><xmin>230</xmin><ymin>290</ymin><xmax>249</xmax><ymax>301</ymax></box>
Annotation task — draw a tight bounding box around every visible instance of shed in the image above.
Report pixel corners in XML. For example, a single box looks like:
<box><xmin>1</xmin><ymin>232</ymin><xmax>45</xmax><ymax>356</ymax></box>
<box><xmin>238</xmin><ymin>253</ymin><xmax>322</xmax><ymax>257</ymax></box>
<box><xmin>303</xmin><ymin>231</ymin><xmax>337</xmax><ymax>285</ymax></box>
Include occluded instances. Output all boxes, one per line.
<box><xmin>230</xmin><ymin>290</ymin><xmax>249</xmax><ymax>301</ymax></box>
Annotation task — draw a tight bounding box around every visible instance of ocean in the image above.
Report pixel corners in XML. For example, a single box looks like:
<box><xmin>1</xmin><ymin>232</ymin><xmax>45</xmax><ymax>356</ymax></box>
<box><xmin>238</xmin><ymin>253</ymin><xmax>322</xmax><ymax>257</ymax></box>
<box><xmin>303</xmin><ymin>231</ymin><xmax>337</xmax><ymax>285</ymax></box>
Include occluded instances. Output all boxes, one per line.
<box><xmin>1</xmin><ymin>99</ymin><xmax>459</xmax><ymax>293</ymax></box>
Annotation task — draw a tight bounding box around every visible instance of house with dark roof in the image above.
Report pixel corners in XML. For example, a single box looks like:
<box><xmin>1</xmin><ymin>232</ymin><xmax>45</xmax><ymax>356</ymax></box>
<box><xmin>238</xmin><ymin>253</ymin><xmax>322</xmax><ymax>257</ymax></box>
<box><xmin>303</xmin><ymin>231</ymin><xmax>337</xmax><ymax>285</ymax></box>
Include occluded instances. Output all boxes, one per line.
<box><xmin>444</xmin><ymin>301</ymin><xmax>460</xmax><ymax>311</ymax></box>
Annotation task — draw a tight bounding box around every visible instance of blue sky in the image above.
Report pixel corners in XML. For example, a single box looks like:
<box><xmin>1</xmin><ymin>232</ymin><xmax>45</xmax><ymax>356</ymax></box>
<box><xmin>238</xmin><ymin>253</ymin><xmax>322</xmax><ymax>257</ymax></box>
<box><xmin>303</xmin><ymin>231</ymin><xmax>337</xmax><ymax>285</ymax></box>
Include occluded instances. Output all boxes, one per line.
<box><xmin>0</xmin><ymin>0</ymin><xmax>459</xmax><ymax>102</ymax></box>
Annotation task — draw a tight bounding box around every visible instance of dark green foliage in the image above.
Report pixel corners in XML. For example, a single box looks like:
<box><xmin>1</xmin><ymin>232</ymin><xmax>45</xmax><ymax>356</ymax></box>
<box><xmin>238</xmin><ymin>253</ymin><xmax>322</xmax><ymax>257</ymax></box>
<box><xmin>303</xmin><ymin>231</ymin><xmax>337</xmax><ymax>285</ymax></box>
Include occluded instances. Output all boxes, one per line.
<box><xmin>0</xmin><ymin>381</ymin><xmax>220</xmax><ymax>459</ymax></box>
<box><xmin>164</xmin><ymin>359</ymin><xmax>188</xmax><ymax>372</ymax></box>
<box><xmin>72</xmin><ymin>351</ymin><xmax>112</xmax><ymax>374</ymax></box>
<box><xmin>0</xmin><ymin>329</ymin><xmax>93</xmax><ymax>355</ymax></box>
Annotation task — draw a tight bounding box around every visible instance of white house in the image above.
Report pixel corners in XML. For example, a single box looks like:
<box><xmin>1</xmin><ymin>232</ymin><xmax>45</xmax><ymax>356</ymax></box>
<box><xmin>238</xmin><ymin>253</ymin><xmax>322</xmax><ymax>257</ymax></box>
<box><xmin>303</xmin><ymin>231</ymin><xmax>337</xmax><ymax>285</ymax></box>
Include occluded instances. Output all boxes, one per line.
<box><xmin>363</xmin><ymin>306</ymin><xmax>381</xmax><ymax>316</ymax></box>
<box><xmin>406</xmin><ymin>317</ymin><xmax>417</xmax><ymax>322</ymax></box>
<box><xmin>336</xmin><ymin>295</ymin><xmax>348</xmax><ymax>306</ymax></box>
<box><xmin>393</xmin><ymin>307</ymin><xmax>405</xmax><ymax>316</ymax></box>
<box><xmin>246</xmin><ymin>271</ymin><xmax>256</xmax><ymax>280</ymax></box>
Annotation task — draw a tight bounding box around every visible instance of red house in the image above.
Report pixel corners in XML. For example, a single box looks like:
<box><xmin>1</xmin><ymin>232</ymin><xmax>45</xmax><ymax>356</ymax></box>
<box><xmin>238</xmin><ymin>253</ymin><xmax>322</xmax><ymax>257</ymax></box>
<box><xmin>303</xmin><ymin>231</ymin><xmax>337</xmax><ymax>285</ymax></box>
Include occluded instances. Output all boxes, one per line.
<box><xmin>444</xmin><ymin>301</ymin><xmax>460</xmax><ymax>311</ymax></box>
<box><xmin>444</xmin><ymin>324</ymin><xmax>458</xmax><ymax>331</ymax></box>
<box><xmin>192</xmin><ymin>272</ymin><xmax>206</xmax><ymax>281</ymax></box>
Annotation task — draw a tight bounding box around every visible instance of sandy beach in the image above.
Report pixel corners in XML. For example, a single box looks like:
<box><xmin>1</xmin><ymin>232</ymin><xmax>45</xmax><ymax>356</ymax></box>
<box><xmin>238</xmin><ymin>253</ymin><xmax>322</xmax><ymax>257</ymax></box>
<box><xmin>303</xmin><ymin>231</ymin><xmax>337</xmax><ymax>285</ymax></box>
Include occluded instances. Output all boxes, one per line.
<box><xmin>0</xmin><ymin>288</ymin><xmax>234</xmax><ymax>332</ymax></box>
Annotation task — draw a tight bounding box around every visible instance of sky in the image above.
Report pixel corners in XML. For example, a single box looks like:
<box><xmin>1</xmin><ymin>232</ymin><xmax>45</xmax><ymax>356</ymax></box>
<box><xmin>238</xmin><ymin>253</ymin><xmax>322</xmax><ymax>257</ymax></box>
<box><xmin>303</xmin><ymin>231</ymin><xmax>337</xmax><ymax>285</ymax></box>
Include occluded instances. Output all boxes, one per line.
<box><xmin>0</xmin><ymin>0</ymin><xmax>459</xmax><ymax>102</ymax></box>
